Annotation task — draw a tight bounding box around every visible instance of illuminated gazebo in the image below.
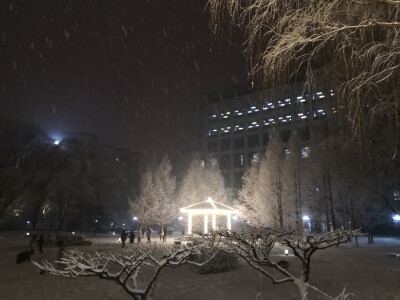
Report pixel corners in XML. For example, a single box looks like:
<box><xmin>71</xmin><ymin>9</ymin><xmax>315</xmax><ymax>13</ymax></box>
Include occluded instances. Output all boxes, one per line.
<box><xmin>180</xmin><ymin>197</ymin><xmax>238</xmax><ymax>234</ymax></box>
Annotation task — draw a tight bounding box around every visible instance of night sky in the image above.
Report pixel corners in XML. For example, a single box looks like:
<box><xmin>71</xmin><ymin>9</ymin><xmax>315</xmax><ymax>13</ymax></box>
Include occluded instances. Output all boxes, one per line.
<box><xmin>0</xmin><ymin>0</ymin><xmax>251</xmax><ymax>162</ymax></box>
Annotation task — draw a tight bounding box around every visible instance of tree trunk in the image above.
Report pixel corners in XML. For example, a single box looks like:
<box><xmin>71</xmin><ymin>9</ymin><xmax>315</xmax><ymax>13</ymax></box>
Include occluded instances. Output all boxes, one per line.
<box><xmin>327</xmin><ymin>169</ymin><xmax>335</xmax><ymax>229</ymax></box>
<box><xmin>277</xmin><ymin>175</ymin><xmax>283</xmax><ymax>229</ymax></box>
<box><xmin>294</xmin><ymin>278</ymin><xmax>308</xmax><ymax>300</ymax></box>
<box><xmin>323</xmin><ymin>177</ymin><xmax>330</xmax><ymax>232</ymax></box>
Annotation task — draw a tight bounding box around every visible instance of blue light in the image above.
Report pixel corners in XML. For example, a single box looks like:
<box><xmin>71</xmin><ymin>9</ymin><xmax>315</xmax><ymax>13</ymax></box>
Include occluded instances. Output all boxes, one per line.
<box><xmin>393</xmin><ymin>215</ymin><xmax>400</xmax><ymax>222</ymax></box>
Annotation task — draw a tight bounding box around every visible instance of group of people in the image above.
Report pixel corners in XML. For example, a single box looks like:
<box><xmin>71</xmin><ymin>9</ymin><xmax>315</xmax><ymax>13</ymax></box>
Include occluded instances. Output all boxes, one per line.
<box><xmin>120</xmin><ymin>226</ymin><xmax>168</xmax><ymax>248</ymax></box>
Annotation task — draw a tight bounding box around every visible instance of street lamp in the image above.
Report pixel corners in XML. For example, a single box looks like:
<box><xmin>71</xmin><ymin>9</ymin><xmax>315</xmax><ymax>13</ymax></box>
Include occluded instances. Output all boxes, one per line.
<box><xmin>393</xmin><ymin>215</ymin><xmax>400</xmax><ymax>222</ymax></box>
<box><xmin>132</xmin><ymin>217</ymin><xmax>138</xmax><ymax>221</ymax></box>
<box><xmin>302</xmin><ymin>215</ymin><xmax>310</xmax><ymax>221</ymax></box>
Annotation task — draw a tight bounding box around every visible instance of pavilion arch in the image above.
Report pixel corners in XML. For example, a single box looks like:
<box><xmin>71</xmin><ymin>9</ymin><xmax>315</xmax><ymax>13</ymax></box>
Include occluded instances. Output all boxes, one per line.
<box><xmin>180</xmin><ymin>197</ymin><xmax>238</xmax><ymax>234</ymax></box>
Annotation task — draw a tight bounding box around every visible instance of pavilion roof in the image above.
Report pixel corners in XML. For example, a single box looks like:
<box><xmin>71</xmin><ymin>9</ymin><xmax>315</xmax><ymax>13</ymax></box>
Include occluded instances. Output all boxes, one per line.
<box><xmin>180</xmin><ymin>198</ymin><xmax>238</xmax><ymax>214</ymax></box>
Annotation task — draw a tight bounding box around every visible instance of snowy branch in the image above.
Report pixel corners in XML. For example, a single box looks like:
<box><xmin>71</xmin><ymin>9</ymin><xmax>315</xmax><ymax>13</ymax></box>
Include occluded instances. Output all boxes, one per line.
<box><xmin>32</xmin><ymin>243</ymin><xmax>216</xmax><ymax>300</ymax></box>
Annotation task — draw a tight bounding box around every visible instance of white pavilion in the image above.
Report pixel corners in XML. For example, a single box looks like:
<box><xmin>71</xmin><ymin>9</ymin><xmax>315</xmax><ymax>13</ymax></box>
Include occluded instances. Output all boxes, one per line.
<box><xmin>179</xmin><ymin>197</ymin><xmax>238</xmax><ymax>234</ymax></box>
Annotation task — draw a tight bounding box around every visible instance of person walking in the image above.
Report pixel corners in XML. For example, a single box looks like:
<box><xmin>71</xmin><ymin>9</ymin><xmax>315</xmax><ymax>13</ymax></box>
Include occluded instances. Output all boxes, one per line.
<box><xmin>38</xmin><ymin>234</ymin><xmax>44</xmax><ymax>253</ymax></box>
<box><xmin>158</xmin><ymin>227</ymin><xmax>162</xmax><ymax>242</ymax></box>
<box><xmin>163</xmin><ymin>226</ymin><xmax>167</xmax><ymax>243</ymax></box>
<box><xmin>129</xmin><ymin>230</ymin><xmax>135</xmax><ymax>244</ymax></box>
<box><xmin>57</xmin><ymin>240</ymin><xmax>66</xmax><ymax>261</ymax></box>
<box><xmin>146</xmin><ymin>227</ymin><xmax>152</xmax><ymax>243</ymax></box>
<box><xmin>121</xmin><ymin>230</ymin><xmax>127</xmax><ymax>248</ymax></box>
<box><xmin>29</xmin><ymin>234</ymin><xmax>37</xmax><ymax>253</ymax></box>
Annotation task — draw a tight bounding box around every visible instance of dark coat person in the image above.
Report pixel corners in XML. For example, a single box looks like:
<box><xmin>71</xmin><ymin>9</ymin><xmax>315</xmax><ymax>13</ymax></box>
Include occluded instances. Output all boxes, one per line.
<box><xmin>163</xmin><ymin>226</ymin><xmax>167</xmax><ymax>243</ymax></box>
<box><xmin>121</xmin><ymin>230</ymin><xmax>127</xmax><ymax>248</ymax></box>
<box><xmin>38</xmin><ymin>234</ymin><xmax>44</xmax><ymax>253</ymax></box>
<box><xmin>29</xmin><ymin>234</ymin><xmax>37</xmax><ymax>253</ymax></box>
<box><xmin>129</xmin><ymin>230</ymin><xmax>135</xmax><ymax>244</ymax></box>
<box><xmin>146</xmin><ymin>228</ymin><xmax>152</xmax><ymax>243</ymax></box>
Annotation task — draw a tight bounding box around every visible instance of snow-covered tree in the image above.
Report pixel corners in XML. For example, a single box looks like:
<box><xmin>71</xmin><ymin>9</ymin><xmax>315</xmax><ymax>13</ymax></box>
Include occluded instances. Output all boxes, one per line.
<box><xmin>236</xmin><ymin>162</ymin><xmax>268</xmax><ymax>229</ymax></box>
<box><xmin>178</xmin><ymin>156</ymin><xmax>228</xmax><ymax>208</ymax></box>
<box><xmin>152</xmin><ymin>155</ymin><xmax>178</xmax><ymax>227</ymax></box>
<box><xmin>202</xmin><ymin>228</ymin><xmax>360</xmax><ymax>300</ymax></box>
<box><xmin>282</xmin><ymin>130</ymin><xmax>304</xmax><ymax>231</ymax></box>
<box><xmin>130</xmin><ymin>167</ymin><xmax>156</xmax><ymax>227</ymax></box>
<box><xmin>33</xmin><ymin>243</ymin><xmax>216</xmax><ymax>300</ymax></box>
<box><xmin>130</xmin><ymin>154</ymin><xmax>178</xmax><ymax>227</ymax></box>
<box><xmin>236</xmin><ymin>132</ymin><xmax>284</xmax><ymax>229</ymax></box>
<box><xmin>208</xmin><ymin>0</ymin><xmax>400</xmax><ymax>155</ymax></box>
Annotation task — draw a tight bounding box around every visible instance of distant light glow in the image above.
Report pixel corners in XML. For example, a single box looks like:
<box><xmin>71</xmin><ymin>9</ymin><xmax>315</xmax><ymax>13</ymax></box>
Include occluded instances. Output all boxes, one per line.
<box><xmin>303</xmin><ymin>215</ymin><xmax>310</xmax><ymax>221</ymax></box>
<box><xmin>112</xmin><ymin>232</ymin><xmax>116</xmax><ymax>235</ymax></box>
<box><xmin>132</xmin><ymin>217</ymin><xmax>138</xmax><ymax>221</ymax></box>
<box><xmin>94</xmin><ymin>219</ymin><xmax>98</xmax><ymax>223</ymax></box>
<box><xmin>26</xmin><ymin>232</ymin><xmax>30</xmax><ymax>236</ymax></box>
<box><xmin>393</xmin><ymin>215</ymin><xmax>400</xmax><ymax>222</ymax></box>
<box><xmin>284</xmin><ymin>249</ymin><xmax>289</xmax><ymax>255</ymax></box>
<box><xmin>72</xmin><ymin>232</ymin><xmax>75</xmax><ymax>235</ymax></box>
<box><xmin>54</xmin><ymin>139</ymin><xmax>60</xmax><ymax>145</ymax></box>
<box><xmin>26</xmin><ymin>220</ymin><xmax>30</xmax><ymax>224</ymax></box>
<box><xmin>118</xmin><ymin>238</ymin><xmax>121</xmax><ymax>243</ymax></box>
<box><xmin>232</xmin><ymin>215</ymin><xmax>239</xmax><ymax>220</ymax></box>
<box><xmin>178</xmin><ymin>216</ymin><xmax>183</xmax><ymax>221</ymax></box>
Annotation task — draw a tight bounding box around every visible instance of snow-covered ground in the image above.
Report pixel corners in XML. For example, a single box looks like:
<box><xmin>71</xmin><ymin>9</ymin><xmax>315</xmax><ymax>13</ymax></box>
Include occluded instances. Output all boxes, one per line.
<box><xmin>0</xmin><ymin>231</ymin><xmax>400</xmax><ymax>300</ymax></box>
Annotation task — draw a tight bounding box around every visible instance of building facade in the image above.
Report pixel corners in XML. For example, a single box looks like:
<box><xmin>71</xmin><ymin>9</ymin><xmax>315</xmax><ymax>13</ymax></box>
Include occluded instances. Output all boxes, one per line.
<box><xmin>201</xmin><ymin>81</ymin><xmax>335</xmax><ymax>192</ymax></box>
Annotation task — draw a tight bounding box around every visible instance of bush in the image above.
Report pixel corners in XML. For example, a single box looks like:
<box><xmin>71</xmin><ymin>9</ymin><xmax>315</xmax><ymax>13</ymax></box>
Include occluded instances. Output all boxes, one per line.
<box><xmin>54</xmin><ymin>233</ymin><xmax>92</xmax><ymax>246</ymax></box>
<box><xmin>197</xmin><ymin>250</ymin><xmax>238</xmax><ymax>274</ymax></box>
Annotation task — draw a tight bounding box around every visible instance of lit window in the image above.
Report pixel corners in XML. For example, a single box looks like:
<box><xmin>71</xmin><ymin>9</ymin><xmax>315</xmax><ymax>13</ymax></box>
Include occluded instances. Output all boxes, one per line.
<box><xmin>278</xmin><ymin>99</ymin><xmax>291</xmax><ymax>107</ymax></box>
<box><xmin>279</xmin><ymin>115</ymin><xmax>292</xmax><ymax>124</ymax></box>
<box><xmin>220</xmin><ymin>111</ymin><xmax>231</xmax><ymax>120</ymax></box>
<box><xmin>330</xmin><ymin>89</ymin><xmax>335</xmax><ymax>96</ymax></box>
<box><xmin>208</xmin><ymin>128</ymin><xmax>218</xmax><ymax>137</ymax></box>
<box><xmin>234</xmin><ymin>108</ymin><xmax>245</xmax><ymax>117</ymax></box>
<box><xmin>208</xmin><ymin>114</ymin><xmax>218</xmax><ymax>122</ymax></box>
<box><xmin>220</xmin><ymin>126</ymin><xmax>232</xmax><ymax>135</ymax></box>
<box><xmin>297</xmin><ymin>112</ymin><xmax>308</xmax><ymax>120</ymax></box>
<box><xmin>210</xmin><ymin>158</ymin><xmax>218</xmax><ymax>167</ymax></box>
<box><xmin>247</xmin><ymin>120</ymin><xmax>260</xmax><ymax>130</ymax></box>
<box><xmin>296</xmin><ymin>96</ymin><xmax>306</xmax><ymax>103</ymax></box>
<box><xmin>313</xmin><ymin>109</ymin><xmax>326</xmax><ymax>119</ymax></box>
<box><xmin>251</xmin><ymin>153</ymin><xmax>260</xmax><ymax>164</ymax></box>
<box><xmin>302</xmin><ymin>146</ymin><xmax>311</xmax><ymax>158</ymax></box>
<box><xmin>248</xmin><ymin>105</ymin><xmax>260</xmax><ymax>114</ymax></box>
<box><xmin>263</xmin><ymin>118</ymin><xmax>275</xmax><ymax>127</ymax></box>
<box><xmin>234</xmin><ymin>124</ymin><xmax>244</xmax><ymax>133</ymax></box>
<box><xmin>263</xmin><ymin>101</ymin><xmax>274</xmax><ymax>110</ymax></box>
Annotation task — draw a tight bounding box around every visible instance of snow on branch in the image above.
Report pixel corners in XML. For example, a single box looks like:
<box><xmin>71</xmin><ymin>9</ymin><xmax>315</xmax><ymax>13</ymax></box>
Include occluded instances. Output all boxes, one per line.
<box><xmin>199</xmin><ymin>228</ymin><xmax>360</xmax><ymax>300</ymax></box>
<box><xmin>32</xmin><ymin>243</ymin><xmax>217</xmax><ymax>300</ymax></box>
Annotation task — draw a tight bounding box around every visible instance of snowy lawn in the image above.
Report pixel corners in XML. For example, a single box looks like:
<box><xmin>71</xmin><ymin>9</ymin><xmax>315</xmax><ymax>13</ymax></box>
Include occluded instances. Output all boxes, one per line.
<box><xmin>0</xmin><ymin>232</ymin><xmax>400</xmax><ymax>300</ymax></box>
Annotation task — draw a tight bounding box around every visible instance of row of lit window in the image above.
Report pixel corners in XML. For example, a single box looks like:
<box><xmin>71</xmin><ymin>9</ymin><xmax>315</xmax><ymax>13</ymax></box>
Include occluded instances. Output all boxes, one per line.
<box><xmin>208</xmin><ymin>110</ymin><xmax>328</xmax><ymax>136</ymax></box>
<box><xmin>219</xmin><ymin>146</ymin><xmax>312</xmax><ymax>170</ymax></box>
<box><xmin>209</xmin><ymin>91</ymin><xmax>332</xmax><ymax>122</ymax></box>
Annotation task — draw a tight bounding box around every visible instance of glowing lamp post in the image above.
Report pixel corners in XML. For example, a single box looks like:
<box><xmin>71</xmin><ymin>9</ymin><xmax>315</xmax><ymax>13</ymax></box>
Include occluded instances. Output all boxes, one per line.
<box><xmin>180</xmin><ymin>197</ymin><xmax>238</xmax><ymax>234</ymax></box>
<box><xmin>302</xmin><ymin>215</ymin><xmax>311</xmax><ymax>233</ymax></box>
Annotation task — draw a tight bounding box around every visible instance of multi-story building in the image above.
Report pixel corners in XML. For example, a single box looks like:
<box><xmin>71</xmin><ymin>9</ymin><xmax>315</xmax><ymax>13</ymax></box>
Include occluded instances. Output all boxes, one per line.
<box><xmin>201</xmin><ymin>81</ymin><xmax>335</xmax><ymax>192</ymax></box>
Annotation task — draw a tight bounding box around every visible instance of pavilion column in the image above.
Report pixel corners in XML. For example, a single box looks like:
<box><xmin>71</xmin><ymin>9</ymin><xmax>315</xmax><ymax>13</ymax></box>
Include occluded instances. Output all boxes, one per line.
<box><xmin>227</xmin><ymin>214</ymin><xmax>231</xmax><ymax>230</ymax></box>
<box><xmin>204</xmin><ymin>215</ymin><xmax>208</xmax><ymax>233</ymax></box>
<box><xmin>188</xmin><ymin>213</ymin><xmax>192</xmax><ymax>234</ymax></box>
<box><xmin>212</xmin><ymin>213</ymin><xmax>216</xmax><ymax>230</ymax></box>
